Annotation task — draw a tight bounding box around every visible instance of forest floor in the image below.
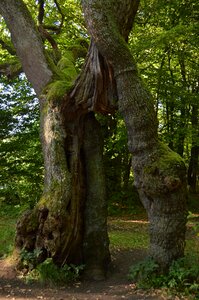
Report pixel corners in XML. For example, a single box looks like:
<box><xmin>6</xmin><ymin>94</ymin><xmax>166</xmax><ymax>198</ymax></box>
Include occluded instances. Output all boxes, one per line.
<box><xmin>0</xmin><ymin>249</ymin><xmax>167</xmax><ymax>300</ymax></box>
<box><xmin>0</xmin><ymin>215</ymin><xmax>197</xmax><ymax>300</ymax></box>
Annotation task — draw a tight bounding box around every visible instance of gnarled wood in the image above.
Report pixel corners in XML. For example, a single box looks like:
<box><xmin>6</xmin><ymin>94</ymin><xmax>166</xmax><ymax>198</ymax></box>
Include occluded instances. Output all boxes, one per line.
<box><xmin>1</xmin><ymin>0</ymin><xmax>110</xmax><ymax>276</ymax></box>
<box><xmin>62</xmin><ymin>39</ymin><xmax>117</xmax><ymax>119</ymax></box>
<box><xmin>82</xmin><ymin>0</ymin><xmax>187</xmax><ymax>271</ymax></box>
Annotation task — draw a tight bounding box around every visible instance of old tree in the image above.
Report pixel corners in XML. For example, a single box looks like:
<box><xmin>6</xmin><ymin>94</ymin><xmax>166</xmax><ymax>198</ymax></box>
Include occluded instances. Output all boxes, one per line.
<box><xmin>0</xmin><ymin>0</ymin><xmax>187</xmax><ymax>277</ymax></box>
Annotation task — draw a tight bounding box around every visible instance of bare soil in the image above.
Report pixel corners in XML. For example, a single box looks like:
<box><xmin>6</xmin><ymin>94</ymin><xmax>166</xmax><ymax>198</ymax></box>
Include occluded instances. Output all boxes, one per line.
<box><xmin>0</xmin><ymin>216</ymin><xmax>187</xmax><ymax>300</ymax></box>
<box><xmin>0</xmin><ymin>248</ymin><xmax>168</xmax><ymax>300</ymax></box>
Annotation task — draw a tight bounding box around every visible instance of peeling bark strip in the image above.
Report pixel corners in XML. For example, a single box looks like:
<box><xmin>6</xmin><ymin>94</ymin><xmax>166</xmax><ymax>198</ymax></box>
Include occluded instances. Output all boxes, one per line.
<box><xmin>82</xmin><ymin>0</ymin><xmax>187</xmax><ymax>271</ymax></box>
<box><xmin>66</xmin><ymin>40</ymin><xmax>117</xmax><ymax>116</ymax></box>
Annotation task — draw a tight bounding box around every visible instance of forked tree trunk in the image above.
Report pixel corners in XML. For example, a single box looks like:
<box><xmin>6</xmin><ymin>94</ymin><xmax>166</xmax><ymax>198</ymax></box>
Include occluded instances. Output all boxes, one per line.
<box><xmin>82</xmin><ymin>0</ymin><xmax>187</xmax><ymax>271</ymax></box>
<box><xmin>1</xmin><ymin>0</ymin><xmax>188</xmax><ymax>276</ymax></box>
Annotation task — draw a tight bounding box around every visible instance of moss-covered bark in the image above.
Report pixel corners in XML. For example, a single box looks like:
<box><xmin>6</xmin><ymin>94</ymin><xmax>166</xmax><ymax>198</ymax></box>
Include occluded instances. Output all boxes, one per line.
<box><xmin>16</xmin><ymin>100</ymin><xmax>85</xmax><ymax>266</ymax></box>
<box><xmin>1</xmin><ymin>0</ymin><xmax>111</xmax><ymax>277</ymax></box>
<box><xmin>16</xmin><ymin>106</ymin><xmax>110</xmax><ymax>274</ymax></box>
<box><xmin>82</xmin><ymin>0</ymin><xmax>187</xmax><ymax>271</ymax></box>
<box><xmin>83</xmin><ymin>113</ymin><xmax>110</xmax><ymax>280</ymax></box>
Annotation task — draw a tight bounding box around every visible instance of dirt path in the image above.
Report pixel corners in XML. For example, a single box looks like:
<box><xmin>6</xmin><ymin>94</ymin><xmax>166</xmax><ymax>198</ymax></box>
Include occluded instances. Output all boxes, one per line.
<box><xmin>0</xmin><ymin>249</ymin><xmax>167</xmax><ymax>300</ymax></box>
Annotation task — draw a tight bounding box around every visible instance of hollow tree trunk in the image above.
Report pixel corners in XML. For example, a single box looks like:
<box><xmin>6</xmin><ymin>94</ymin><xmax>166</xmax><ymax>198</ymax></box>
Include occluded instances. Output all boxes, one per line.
<box><xmin>15</xmin><ymin>103</ymin><xmax>110</xmax><ymax>275</ymax></box>
<box><xmin>82</xmin><ymin>0</ymin><xmax>187</xmax><ymax>271</ymax></box>
<box><xmin>15</xmin><ymin>100</ymin><xmax>85</xmax><ymax>266</ymax></box>
<box><xmin>0</xmin><ymin>0</ymin><xmax>111</xmax><ymax>277</ymax></box>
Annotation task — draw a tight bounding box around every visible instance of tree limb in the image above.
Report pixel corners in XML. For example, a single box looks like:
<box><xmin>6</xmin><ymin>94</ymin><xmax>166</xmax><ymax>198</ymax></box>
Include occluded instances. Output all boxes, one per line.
<box><xmin>0</xmin><ymin>38</ymin><xmax>16</xmax><ymax>55</ymax></box>
<box><xmin>38</xmin><ymin>0</ymin><xmax>45</xmax><ymax>25</ymax></box>
<box><xmin>0</xmin><ymin>62</ymin><xmax>22</xmax><ymax>78</ymax></box>
<box><xmin>54</xmin><ymin>0</ymin><xmax>65</xmax><ymax>33</ymax></box>
<box><xmin>0</xmin><ymin>0</ymin><xmax>53</xmax><ymax>95</ymax></box>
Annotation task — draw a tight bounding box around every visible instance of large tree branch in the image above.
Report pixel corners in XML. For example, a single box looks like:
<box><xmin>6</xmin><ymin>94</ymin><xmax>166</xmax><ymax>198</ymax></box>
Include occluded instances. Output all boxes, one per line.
<box><xmin>0</xmin><ymin>38</ymin><xmax>16</xmax><ymax>55</ymax></box>
<box><xmin>0</xmin><ymin>0</ymin><xmax>52</xmax><ymax>95</ymax></box>
<box><xmin>82</xmin><ymin>0</ymin><xmax>140</xmax><ymax>72</ymax></box>
<box><xmin>82</xmin><ymin>0</ymin><xmax>158</xmax><ymax>155</ymax></box>
<box><xmin>0</xmin><ymin>62</ymin><xmax>22</xmax><ymax>79</ymax></box>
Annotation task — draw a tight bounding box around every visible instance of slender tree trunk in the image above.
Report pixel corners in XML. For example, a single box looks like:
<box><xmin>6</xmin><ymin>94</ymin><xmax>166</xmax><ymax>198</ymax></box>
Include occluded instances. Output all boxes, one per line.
<box><xmin>188</xmin><ymin>104</ymin><xmax>199</xmax><ymax>193</ymax></box>
<box><xmin>123</xmin><ymin>156</ymin><xmax>132</xmax><ymax>190</ymax></box>
<box><xmin>167</xmin><ymin>49</ymin><xmax>175</xmax><ymax>151</ymax></box>
<box><xmin>176</xmin><ymin>51</ymin><xmax>187</xmax><ymax>157</ymax></box>
<box><xmin>82</xmin><ymin>0</ymin><xmax>187</xmax><ymax>271</ymax></box>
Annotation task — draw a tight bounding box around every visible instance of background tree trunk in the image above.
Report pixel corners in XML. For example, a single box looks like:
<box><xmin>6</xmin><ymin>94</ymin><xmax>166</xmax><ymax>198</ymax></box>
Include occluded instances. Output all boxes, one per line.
<box><xmin>188</xmin><ymin>104</ymin><xmax>199</xmax><ymax>193</ymax></box>
<box><xmin>82</xmin><ymin>0</ymin><xmax>187</xmax><ymax>271</ymax></box>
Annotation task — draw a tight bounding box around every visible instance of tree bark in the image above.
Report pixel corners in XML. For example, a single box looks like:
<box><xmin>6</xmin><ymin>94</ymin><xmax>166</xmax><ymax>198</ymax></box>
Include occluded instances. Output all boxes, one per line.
<box><xmin>0</xmin><ymin>0</ymin><xmax>52</xmax><ymax>95</ymax></box>
<box><xmin>0</xmin><ymin>0</ymin><xmax>110</xmax><ymax>277</ymax></box>
<box><xmin>83</xmin><ymin>113</ymin><xmax>110</xmax><ymax>279</ymax></box>
<box><xmin>82</xmin><ymin>0</ymin><xmax>187</xmax><ymax>271</ymax></box>
<box><xmin>1</xmin><ymin>0</ymin><xmax>188</xmax><ymax>275</ymax></box>
<box><xmin>16</xmin><ymin>103</ymin><xmax>85</xmax><ymax>266</ymax></box>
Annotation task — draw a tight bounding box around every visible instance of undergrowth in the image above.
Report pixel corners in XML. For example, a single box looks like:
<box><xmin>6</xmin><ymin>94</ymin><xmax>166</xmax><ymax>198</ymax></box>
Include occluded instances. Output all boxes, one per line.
<box><xmin>128</xmin><ymin>256</ymin><xmax>199</xmax><ymax>299</ymax></box>
<box><xmin>20</xmin><ymin>254</ymin><xmax>84</xmax><ymax>286</ymax></box>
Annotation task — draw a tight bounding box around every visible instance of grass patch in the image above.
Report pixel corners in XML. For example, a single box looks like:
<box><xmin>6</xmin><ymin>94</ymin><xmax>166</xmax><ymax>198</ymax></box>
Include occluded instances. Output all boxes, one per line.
<box><xmin>108</xmin><ymin>218</ymin><xmax>149</xmax><ymax>249</ymax></box>
<box><xmin>109</xmin><ymin>231</ymin><xmax>149</xmax><ymax>249</ymax></box>
<box><xmin>0</xmin><ymin>203</ymin><xmax>27</xmax><ymax>258</ymax></box>
<box><xmin>0</xmin><ymin>218</ymin><xmax>16</xmax><ymax>258</ymax></box>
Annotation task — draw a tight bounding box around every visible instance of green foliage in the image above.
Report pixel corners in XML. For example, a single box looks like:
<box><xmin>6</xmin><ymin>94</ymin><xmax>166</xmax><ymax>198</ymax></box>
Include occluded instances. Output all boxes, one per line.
<box><xmin>20</xmin><ymin>248</ymin><xmax>41</xmax><ymax>269</ymax></box>
<box><xmin>0</xmin><ymin>202</ymin><xmax>27</xmax><ymax>258</ymax></box>
<box><xmin>188</xmin><ymin>211</ymin><xmax>199</xmax><ymax>237</ymax></box>
<box><xmin>128</xmin><ymin>258</ymin><xmax>159</xmax><ymax>286</ymax></box>
<box><xmin>22</xmin><ymin>257</ymin><xmax>84</xmax><ymax>286</ymax></box>
<box><xmin>129</xmin><ymin>256</ymin><xmax>199</xmax><ymax>298</ymax></box>
<box><xmin>0</xmin><ymin>217</ymin><xmax>15</xmax><ymax>258</ymax></box>
<box><xmin>0</xmin><ymin>76</ymin><xmax>43</xmax><ymax>208</ymax></box>
<box><xmin>131</xmin><ymin>0</ymin><xmax>199</xmax><ymax>167</ymax></box>
<box><xmin>37</xmin><ymin>259</ymin><xmax>84</xmax><ymax>285</ymax></box>
<box><xmin>98</xmin><ymin>113</ymin><xmax>141</xmax><ymax>215</ymax></box>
